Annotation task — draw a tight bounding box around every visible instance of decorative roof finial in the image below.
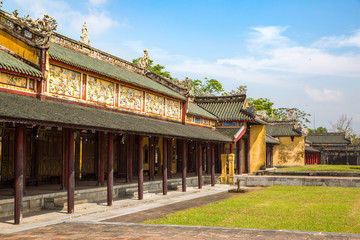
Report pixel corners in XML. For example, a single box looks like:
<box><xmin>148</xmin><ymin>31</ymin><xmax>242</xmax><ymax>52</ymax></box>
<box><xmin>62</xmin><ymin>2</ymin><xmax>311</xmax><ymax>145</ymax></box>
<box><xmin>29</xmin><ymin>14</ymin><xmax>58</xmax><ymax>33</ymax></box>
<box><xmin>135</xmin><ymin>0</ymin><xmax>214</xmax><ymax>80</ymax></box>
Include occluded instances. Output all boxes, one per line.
<box><xmin>19</xmin><ymin>14</ymin><xmax>57</xmax><ymax>37</ymax></box>
<box><xmin>12</xmin><ymin>9</ymin><xmax>19</xmax><ymax>18</ymax></box>
<box><xmin>80</xmin><ymin>22</ymin><xmax>91</xmax><ymax>46</ymax></box>
<box><xmin>137</xmin><ymin>49</ymin><xmax>149</xmax><ymax>69</ymax></box>
<box><xmin>0</xmin><ymin>1</ymin><xmax>3</xmax><ymax>9</ymax></box>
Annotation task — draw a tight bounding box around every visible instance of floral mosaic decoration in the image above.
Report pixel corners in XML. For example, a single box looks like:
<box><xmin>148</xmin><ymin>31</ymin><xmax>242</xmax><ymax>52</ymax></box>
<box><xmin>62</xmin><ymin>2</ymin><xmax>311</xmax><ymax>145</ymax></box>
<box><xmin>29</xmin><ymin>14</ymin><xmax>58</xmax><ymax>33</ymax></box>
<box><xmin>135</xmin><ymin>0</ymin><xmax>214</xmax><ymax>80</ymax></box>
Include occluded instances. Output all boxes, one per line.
<box><xmin>145</xmin><ymin>93</ymin><xmax>164</xmax><ymax>115</ymax></box>
<box><xmin>87</xmin><ymin>76</ymin><xmax>114</xmax><ymax>105</ymax></box>
<box><xmin>49</xmin><ymin>65</ymin><xmax>80</xmax><ymax>98</ymax></box>
<box><xmin>119</xmin><ymin>85</ymin><xmax>142</xmax><ymax>111</ymax></box>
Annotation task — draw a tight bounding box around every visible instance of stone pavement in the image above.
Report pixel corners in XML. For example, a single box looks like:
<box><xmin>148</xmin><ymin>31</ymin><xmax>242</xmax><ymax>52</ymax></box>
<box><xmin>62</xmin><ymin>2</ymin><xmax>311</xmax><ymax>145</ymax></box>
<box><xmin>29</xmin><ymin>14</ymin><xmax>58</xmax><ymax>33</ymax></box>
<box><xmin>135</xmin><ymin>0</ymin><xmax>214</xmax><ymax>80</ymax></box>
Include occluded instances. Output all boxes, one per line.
<box><xmin>1</xmin><ymin>184</ymin><xmax>360</xmax><ymax>239</ymax></box>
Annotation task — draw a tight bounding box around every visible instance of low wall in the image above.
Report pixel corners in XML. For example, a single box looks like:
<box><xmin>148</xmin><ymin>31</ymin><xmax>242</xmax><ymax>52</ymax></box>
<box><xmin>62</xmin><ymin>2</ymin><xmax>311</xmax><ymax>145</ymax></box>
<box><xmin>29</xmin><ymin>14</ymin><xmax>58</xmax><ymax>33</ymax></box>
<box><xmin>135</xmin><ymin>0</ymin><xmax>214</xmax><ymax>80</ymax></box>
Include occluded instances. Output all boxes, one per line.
<box><xmin>258</xmin><ymin>170</ymin><xmax>360</xmax><ymax>177</ymax></box>
<box><xmin>0</xmin><ymin>175</ymin><xmax>220</xmax><ymax>218</ymax></box>
<box><xmin>237</xmin><ymin>175</ymin><xmax>360</xmax><ymax>188</ymax></box>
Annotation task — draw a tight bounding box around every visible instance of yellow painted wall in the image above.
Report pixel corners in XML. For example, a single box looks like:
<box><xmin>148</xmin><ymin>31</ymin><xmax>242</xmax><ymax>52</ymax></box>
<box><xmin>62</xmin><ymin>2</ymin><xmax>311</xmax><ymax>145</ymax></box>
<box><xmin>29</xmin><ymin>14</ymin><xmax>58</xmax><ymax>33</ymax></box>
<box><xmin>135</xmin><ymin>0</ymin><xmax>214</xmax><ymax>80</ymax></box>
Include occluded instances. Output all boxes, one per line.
<box><xmin>273</xmin><ymin>136</ymin><xmax>305</xmax><ymax>166</ymax></box>
<box><xmin>0</xmin><ymin>30</ymin><xmax>40</xmax><ymax>65</ymax></box>
<box><xmin>249</xmin><ymin>125</ymin><xmax>266</xmax><ymax>173</ymax></box>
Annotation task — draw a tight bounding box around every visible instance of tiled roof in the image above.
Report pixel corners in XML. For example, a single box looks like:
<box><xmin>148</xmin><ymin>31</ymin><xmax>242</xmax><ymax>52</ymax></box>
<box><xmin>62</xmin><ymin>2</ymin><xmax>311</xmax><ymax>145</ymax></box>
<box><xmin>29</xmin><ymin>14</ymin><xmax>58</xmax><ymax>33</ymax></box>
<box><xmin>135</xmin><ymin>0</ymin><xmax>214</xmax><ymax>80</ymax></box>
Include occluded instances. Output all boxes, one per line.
<box><xmin>0</xmin><ymin>92</ymin><xmax>231</xmax><ymax>142</ymax></box>
<box><xmin>48</xmin><ymin>43</ymin><xmax>185</xmax><ymax>100</ymax></box>
<box><xmin>217</xmin><ymin>128</ymin><xmax>241</xmax><ymax>139</ymax></box>
<box><xmin>195</xmin><ymin>95</ymin><xmax>253</xmax><ymax>121</ymax></box>
<box><xmin>305</xmin><ymin>146</ymin><xmax>320</xmax><ymax>152</ymax></box>
<box><xmin>266</xmin><ymin>134</ymin><xmax>280</xmax><ymax>145</ymax></box>
<box><xmin>0</xmin><ymin>50</ymin><xmax>42</xmax><ymax>77</ymax></box>
<box><xmin>306</xmin><ymin>133</ymin><xmax>351</xmax><ymax>145</ymax></box>
<box><xmin>266</xmin><ymin>122</ymin><xmax>302</xmax><ymax>137</ymax></box>
<box><xmin>187</xmin><ymin>102</ymin><xmax>217</xmax><ymax>120</ymax></box>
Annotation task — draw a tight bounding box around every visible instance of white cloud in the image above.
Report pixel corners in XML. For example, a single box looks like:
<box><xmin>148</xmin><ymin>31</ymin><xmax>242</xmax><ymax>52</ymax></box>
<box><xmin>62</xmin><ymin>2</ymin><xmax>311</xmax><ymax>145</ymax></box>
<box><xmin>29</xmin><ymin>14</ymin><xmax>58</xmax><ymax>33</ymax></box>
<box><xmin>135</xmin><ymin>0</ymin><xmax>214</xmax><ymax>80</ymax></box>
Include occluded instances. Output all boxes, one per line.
<box><xmin>89</xmin><ymin>0</ymin><xmax>107</xmax><ymax>6</ymax></box>
<box><xmin>304</xmin><ymin>86</ymin><xmax>343</xmax><ymax>102</ymax></box>
<box><xmin>166</xmin><ymin>26</ymin><xmax>360</xmax><ymax>86</ymax></box>
<box><xmin>313</xmin><ymin>30</ymin><xmax>360</xmax><ymax>48</ymax></box>
<box><xmin>247</xmin><ymin>26</ymin><xmax>292</xmax><ymax>52</ymax></box>
<box><xmin>13</xmin><ymin>0</ymin><xmax>120</xmax><ymax>36</ymax></box>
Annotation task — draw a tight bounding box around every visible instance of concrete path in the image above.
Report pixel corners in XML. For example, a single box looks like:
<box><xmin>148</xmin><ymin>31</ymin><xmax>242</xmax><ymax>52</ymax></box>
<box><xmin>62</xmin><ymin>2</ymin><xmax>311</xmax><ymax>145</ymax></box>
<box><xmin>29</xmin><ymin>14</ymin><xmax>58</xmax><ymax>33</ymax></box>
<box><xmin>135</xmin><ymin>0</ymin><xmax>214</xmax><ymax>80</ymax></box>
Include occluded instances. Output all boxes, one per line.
<box><xmin>1</xmin><ymin>184</ymin><xmax>360</xmax><ymax>239</ymax></box>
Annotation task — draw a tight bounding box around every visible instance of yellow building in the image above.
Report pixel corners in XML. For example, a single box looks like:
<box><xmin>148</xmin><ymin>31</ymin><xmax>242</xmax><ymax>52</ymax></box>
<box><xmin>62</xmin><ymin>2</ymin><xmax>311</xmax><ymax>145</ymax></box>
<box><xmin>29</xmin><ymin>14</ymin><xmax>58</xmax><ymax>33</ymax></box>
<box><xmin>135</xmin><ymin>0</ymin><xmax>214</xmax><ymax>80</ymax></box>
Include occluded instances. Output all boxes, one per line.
<box><xmin>193</xmin><ymin>95</ymin><xmax>267</xmax><ymax>174</ymax></box>
<box><xmin>266</xmin><ymin>121</ymin><xmax>305</xmax><ymax>166</ymax></box>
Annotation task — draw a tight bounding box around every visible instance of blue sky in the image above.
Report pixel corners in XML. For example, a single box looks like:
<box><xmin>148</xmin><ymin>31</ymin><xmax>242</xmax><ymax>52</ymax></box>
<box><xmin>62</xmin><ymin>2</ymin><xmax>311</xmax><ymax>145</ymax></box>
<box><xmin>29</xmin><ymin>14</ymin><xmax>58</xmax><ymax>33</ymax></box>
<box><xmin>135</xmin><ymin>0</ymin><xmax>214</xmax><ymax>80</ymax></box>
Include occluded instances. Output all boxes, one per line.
<box><xmin>3</xmin><ymin>0</ymin><xmax>360</xmax><ymax>133</ymax></box>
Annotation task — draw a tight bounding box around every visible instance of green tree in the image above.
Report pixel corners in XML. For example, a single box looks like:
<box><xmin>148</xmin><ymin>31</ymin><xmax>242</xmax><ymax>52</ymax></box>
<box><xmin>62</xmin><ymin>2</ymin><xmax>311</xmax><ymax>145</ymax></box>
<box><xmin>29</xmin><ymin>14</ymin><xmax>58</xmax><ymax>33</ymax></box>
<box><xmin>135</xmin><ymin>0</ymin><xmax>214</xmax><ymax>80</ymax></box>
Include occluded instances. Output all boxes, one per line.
<box><xmin>202</xmin><ymin>78</ymin><xmax>225</xmax><ymax>95</ymax></box>
<box><xmin>190</xmin><ymin>78</ymin><xmax>225</xmax><ymax>96</ymax></box>
<box><xmin>132</xmin><ymin>58</ymin><xmax>172</xmax><ymax>79</ymax></box>
<box><xmin>247</xmin><ymin>98</ymin><xmax>276</xmax><ymax>117</ymax></box>
<box><xmin>247</xmin><ymin>98</ymin><xmax>311</xmax><ymax>127</ymax></box>
<box><xmin>308</xmin><ymin>126</ymin><xmax>328</xmax><ymax>133</ymax></box>
<box><xmin>274</xmin><ymin>107</ymin><xmax>311</xmax><ymax>127</ymax></box>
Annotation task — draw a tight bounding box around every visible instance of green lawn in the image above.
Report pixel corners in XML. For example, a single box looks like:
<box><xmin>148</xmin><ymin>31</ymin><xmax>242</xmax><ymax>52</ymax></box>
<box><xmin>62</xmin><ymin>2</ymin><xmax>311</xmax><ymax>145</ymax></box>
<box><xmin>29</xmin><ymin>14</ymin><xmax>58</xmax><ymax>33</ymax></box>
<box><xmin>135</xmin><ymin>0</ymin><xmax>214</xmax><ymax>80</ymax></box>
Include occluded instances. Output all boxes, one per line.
<box><xmin>275</xmin><ymin>165</ymin><xmax>360</xmax><ymax>172</ymax></box>
<box><xmin>146</xmin><ymin>186</ymin><xmax>360</xmax><ymax>234</ymax></box>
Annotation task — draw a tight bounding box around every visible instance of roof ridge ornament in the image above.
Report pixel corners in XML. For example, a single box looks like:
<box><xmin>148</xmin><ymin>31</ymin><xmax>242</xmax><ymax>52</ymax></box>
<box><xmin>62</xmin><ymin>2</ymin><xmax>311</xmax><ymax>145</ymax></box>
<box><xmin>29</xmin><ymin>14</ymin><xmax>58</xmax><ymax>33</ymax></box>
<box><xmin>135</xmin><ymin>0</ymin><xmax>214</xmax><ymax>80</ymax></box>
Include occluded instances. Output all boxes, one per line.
<box><xmin>19</xmin><ymin>13</ymin><xmax>57</xmax><ymax>37</ymax></box>
<box><xmin>137</xmin><ymin>49</ymin><xmax>149</xmax><ymax>69</ymax></box>
<box><xmin>80</xmin><ymin>22</ymin><xmax>91</xmax><ymax>46</ymax></box>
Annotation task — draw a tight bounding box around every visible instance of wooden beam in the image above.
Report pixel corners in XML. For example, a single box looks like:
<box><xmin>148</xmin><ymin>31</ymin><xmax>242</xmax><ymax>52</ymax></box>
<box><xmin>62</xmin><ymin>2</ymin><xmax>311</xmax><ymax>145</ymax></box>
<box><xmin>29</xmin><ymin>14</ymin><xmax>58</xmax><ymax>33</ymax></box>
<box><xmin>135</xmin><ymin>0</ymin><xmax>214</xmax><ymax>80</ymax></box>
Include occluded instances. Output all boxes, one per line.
<box><xmin>238</xmin><ymin>140</ymin><xmax>242</xmax><ymax>175</ymax></box>
<box><xmin>138</xmin><ymin>135</ymin><xmax>143</xmax><ymax>200</ymax></box>
<box><xmin>149</xmin><ymin>136</ymin><xmax>155</xmax><ymax>181</ymax></box>
<box><xmin>247</xmin><ymin>137</ymin><xmax>251</xmax><ymax>173</ymax></box>
<box><xmin>14</xmin><ymin>123</ymin><xmax>24</xmax><ymax>224</ymax></box>
<box><xmin>211</xmin><ymin>143</ymin><xmax>215</xmax><ymax>187</ymax></box>
<box><xmin>206</xmin><ymin>143</ymin><xmax>210</xmax><ymax>174</ymax></box>
<box><xmin>67</xmin><ymin>128</ymin><xmax>75</xmax><ymax>214</ymax></box>
<box><xmin>22</xmin><ymin>126</ymin><xmax>27</xmax><ymax>195</ymax></box>
<box><xmin>127</xmin><ymin>134</ymin><xmax>133</xmax><ymax>183</ymax></box>
<box><xmin>230</xmin><ymin>143</ymin><xmax>234</xmax><ymax>154</ymax></box>
<box><xmin>197</xmin><ymin>142</ymin><xmax>202</xmax><ymax>189</ymax></box>
<box><xmin>99</xmin><ymin>131</ymin><xmax>105</xmax><ymax>186</ymax></box>
<box><xmin>167</xmin><ymin>139</ymin><xmax>172</xmax><ymax>179</ymax></box>
<box><xmin>62</xmin><ymin>128</ymin><xmax>68</xmax><ymax>190</ymax></box>
<box><xmin>182</xmin><ymin>140</ymin><xmax>187</xmax><ymax>192</ymax></box>
<box><xmin>162</xmin><ymin>137</ymin><xmax>168</xmax><ymax>195</ymax></box>
<box><xmin>107</xmin><ymin>132</ymin><xmax>113</xmax><ymax>206</ymax></box>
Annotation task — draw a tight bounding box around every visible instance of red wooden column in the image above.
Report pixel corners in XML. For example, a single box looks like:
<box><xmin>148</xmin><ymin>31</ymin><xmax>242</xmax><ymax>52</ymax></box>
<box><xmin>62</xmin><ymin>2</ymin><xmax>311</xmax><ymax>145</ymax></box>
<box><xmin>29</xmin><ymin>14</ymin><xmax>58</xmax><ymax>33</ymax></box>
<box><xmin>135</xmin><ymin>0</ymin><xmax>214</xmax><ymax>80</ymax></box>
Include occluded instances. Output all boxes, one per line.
<box><xmin>99</xmin><ymin>131</ymin><xmax>105</xmax><ymax>186</ymax></box>
<box><xmin>197</xmin><ymin>142</ymin><xmax>202</xmax><ymax>189</ymax></box>
<box><xmin>127</xmin><ymin>134</ymin><xmax>133</xmax><ymax>183</ymax></box>
<box><xmin>67</xmin><ymin>128</ymin><xmax>75</xmax><ymax>214</ymax></box>
<box><xmin>22</xmin><ymin>126</ymin><xmax>27</xmax><ymax>195</ymax></box>
<box><xmin>167</xmin><ymin>139</ymin><xmax>172</xmax><ymax>179</ymax></box>
<box><xmin>206</xmin><ymin>143</ymin><xmax>210</xmax><ymax>174</ymax></box>
<box><xmin>62</xmin><ymin>128</ymin><xmax>68</xmax><ymax>190</ymax></box>
<box><xmin>149</xmin><ymin>137</ymin><xmax>155</xmax><ymax>181</ymax></box>
<box><xmin>247</xmin><ymin>136</ymin><xmax>251</xmax><ymax>173</ymax></box>
<box><xmin>14</xmin><ymin>123</ymin><xmax>25</xmax><ymax>224</ymax></box>
<box><xmin>211</xmin><ymin>143</ymin><xmax>215</xmax><ymax>186</ymax></box>
<box><xmin>138</xmin><ymin>135</ymin><xmax>143</xmax><ymax>200</ymax></box>
<box><xmin>182</xmin><ymin>140</ymin><xmax>187</xmax><ymax>192</ymax></box>
<box><xmin>107</xmin><ymin>132</ymin><xmax>114</xmax><ymax>206</ymax></box>
<box><xmin>230</xmin><ymin>143</ymin><xmax>234</xmax><ymax>154</ymax></box>
<box><xmin>194</xmin><ymin>142</ymin><xmax>198</xmax><ymax>176</ymax></box>
<box><xmin>162</xmin><ymin>137</ymin><xmax>168</xmax><ymax>195</ymax></box>
<box><xmin>238</xmin><ymin>140</ymin><xmax>242</xmax><ymax>174</ymax></box>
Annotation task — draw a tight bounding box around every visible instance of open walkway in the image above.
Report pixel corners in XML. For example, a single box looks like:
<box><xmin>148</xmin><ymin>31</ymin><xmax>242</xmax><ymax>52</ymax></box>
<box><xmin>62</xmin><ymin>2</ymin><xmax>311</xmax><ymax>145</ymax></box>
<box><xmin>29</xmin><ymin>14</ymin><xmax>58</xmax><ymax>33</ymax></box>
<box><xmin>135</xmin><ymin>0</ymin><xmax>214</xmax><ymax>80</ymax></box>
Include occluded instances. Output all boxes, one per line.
<box><xmin>1</xmin><ymin>184</ymin><xmax>360</xmax><ymax>239</ymax></box>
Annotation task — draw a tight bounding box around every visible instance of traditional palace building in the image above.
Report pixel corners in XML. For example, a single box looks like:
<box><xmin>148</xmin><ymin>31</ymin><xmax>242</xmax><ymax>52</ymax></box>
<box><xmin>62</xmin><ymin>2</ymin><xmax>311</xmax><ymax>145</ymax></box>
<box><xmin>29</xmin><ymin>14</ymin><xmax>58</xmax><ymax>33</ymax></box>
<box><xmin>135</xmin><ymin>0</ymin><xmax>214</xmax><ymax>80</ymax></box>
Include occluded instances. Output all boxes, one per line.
<box><xmin>0</xmin><ymin>5</ymin><xmax>270</xmax><ymax>224</ymax></box>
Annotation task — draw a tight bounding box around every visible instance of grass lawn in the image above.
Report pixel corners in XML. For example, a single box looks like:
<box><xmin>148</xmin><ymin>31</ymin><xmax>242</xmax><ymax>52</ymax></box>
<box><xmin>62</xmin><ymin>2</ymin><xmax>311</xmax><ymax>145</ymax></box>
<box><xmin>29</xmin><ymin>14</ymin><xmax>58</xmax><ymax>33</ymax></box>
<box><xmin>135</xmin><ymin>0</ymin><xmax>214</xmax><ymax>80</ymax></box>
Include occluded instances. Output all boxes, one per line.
<box><xmin>145</xmin><ymin>186</ymin><xmax>360</xmax><ymax>234</ymax></box>
<box><xmin>275</xmin><ymin>165</ymin><xmax>360</xmax><ymax>172</ymax></box>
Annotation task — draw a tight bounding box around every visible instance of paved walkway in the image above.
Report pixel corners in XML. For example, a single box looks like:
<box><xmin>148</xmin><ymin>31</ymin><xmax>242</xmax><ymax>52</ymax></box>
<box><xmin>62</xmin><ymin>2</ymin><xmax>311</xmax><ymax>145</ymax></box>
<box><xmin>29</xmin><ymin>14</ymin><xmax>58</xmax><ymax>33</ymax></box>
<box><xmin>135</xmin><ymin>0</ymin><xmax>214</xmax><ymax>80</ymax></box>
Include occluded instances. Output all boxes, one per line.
<box><xmin>1</xmin><ymin>184</ymin><xmax>360</xmax><ymax>239</ymax></box>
